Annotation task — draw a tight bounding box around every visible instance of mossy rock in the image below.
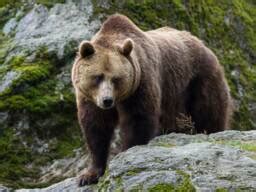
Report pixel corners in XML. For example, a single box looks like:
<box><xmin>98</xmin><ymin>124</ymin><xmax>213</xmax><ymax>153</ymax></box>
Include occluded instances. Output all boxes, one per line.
<box><xmin>10</xmin><ymin>131</ymin><xmax>256</xmax><ymax>191</ymax></box>
<box><xmin>148</xmin><ymin>171</ymin><xmax>196</xmax><ymax>192</ymax></box>
<box><xmin>0</xmin><ymin>48</ymin><xmax>81</xmax><ymax>188</ymax></box>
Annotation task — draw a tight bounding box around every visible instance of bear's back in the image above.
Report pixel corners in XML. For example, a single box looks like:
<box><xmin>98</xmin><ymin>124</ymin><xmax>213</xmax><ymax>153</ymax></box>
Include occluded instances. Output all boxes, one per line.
<box><xmin>146</xmin><ymin>27</ymin><xmax>203</xmax><ymax>48</ymax></box>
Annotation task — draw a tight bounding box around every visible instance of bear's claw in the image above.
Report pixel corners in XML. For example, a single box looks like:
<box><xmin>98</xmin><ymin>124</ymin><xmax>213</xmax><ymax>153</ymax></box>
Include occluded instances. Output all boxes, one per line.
<box><xmin>78</xmin><ymin>169</ymin><xmax>101</xmax><ymax>186</ymax></box>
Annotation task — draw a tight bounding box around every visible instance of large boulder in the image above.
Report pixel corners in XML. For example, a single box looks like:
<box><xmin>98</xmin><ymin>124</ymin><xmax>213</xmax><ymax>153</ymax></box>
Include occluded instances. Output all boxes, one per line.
<box><xmin>5</xmin><ymin>0</ymin><xmax>100</xmax><ymax>59</ymax></box>
<box><xmin>15</xmin><ymin>130</ymin><xmax>256</xmax><ymax>192</ymax></box>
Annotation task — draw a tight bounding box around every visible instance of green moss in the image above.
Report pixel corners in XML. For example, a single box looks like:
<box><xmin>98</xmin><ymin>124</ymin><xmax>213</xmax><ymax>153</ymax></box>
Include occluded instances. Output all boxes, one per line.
<box><xmin>216</xmin><ymin>188</ymin><xmax>228</xmax><ymax>192</ymax></box>
<box><xmin>248</xmin><ymin>154</ymin><xmax>256</xmax><ymax>160</ymax></box>
<box><xmin>0</xmin><ymin>46</ymin><xmax>81</xmax><ymax>188</ymax></box>
<box><xmin>239</xmin><ymin>143</ymin><xmax>256</xmax><ymax>152</ymax></box>
<box><xmin>0</xmin><ymin>2</ymin><xmax>21</xmax><ymax>30</ymax></box>
<box><xmin>12</xmin><ymin>63</ymin><xmax>50</xmax><ymax>90</ymax></box>
<box><xmin>0</xmin><ymin>125</ymin><xmax>81</xmax><ymax>188</ymax></box>
<box><xmin>0</xmin><ymin>51</ymin><xmax>54</xmax><ymax>96</ymax></box>
<box><xmin>0</xmin><ymin>121</ymin><xmax>81</xmax><ymax>189</ymax></box>
<box><xmin>148</xmin><ymin>171</ymin><xmax>196</xmax><ymax>192</ymax></box>
<box><xmin>99</xmin><ymin>168</ymin><xmax>195</xmax><ymax>191</ymax></box>
<box><xmin>0</xmin><ymin>33</ymin><xmax>11</xmax><ymax>63</ymax></box>
<box><xmin>149</xmin><ymin>183</ymin><xmax>175</xmax><ymax>192</ymax></box>
<box><xmin>216</xmin><ymin>140</ymin><xmax>256</xmax><ymax>152</ymax></box>
<box><xmin>98</xmin><ymin>168</ymin><xmax>125</xmax><ymax>192</ymax></box>
<box><xmin>125</xmin><ymin>168</ymin><xmax>147</xmax><ymax>176</ymax></box>
<box><xmin>98</xmin><ymin>168</ymin><xmax>145</xmax><ymax>191</ymax></box>
<box><xmin>175</xmin><ymin>170</ymin><xmax>196</xmax><ymax>192</ymax></box>
<box><xmin>0</xmin><ymin>0</ymin><xmax>19</xmax><ymax>8</ymax></box>
<box><xmin>35</xmin><ymin>0</ymin><xmax>65</xmax><ymax>8</ymax></box>
<box><xmin>0</xmin><ymin>49</ymin><xmax>61</xmax><ymax>110</ymax></box>
<box><xmin>50</xmin><ymin>136</ymin><xmax>81</xmax><ymax>158</ymax></box>
<box><xmin>97</xmin><ymin>169</ymin><xmax>110</xmax><ymax>191</ymax></box>
<box><xmin>0</xmin><ymin>128</ymin><xmax>36</xmax><ymax>188</ymax></box>
<box><xmin>114</xmin><ymin>176</ymin><xmax>124</xmax><ymax>192</ymax></box>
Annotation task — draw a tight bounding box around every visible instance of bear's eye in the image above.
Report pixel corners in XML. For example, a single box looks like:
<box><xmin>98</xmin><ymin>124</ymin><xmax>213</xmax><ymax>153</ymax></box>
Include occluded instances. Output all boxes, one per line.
<box><xmin>112</xmin><ymin>77</ymin><xmax>122</xmax><ymax>86</ymax></box>
<box><xmin>92</xmin><ymin>74</ymin><xmax>104</xmax><ymax>85</ymax></box>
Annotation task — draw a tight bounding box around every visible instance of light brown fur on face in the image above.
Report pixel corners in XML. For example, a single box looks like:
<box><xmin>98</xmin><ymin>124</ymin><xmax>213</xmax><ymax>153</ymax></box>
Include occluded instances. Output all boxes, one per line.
<box><xmin>72</xmin><ymin>45</ymin><xmax>134</xmax><ymax>109</ymax></box>
<box><xmin>72</xmin><ymin>14</ymin><xmax>233</xmax><ymax>186</ymax></box>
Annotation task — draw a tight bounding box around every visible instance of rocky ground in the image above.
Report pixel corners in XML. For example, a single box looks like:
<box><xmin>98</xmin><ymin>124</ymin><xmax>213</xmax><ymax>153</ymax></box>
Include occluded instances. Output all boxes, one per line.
<box><xmin>0</xmin><ymin>0</ymin><xmax>255</xmax><ymax>190</ymax></box>
<box><xmin>1</xmin><ymin>130</ymin><xmax>253</xmax><ymax>192</ymax></box>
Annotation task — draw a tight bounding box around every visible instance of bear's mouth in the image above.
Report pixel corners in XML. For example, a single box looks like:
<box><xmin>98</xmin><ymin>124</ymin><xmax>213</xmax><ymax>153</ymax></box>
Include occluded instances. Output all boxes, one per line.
<box><xmin>98</xmin><ymin>105</ymin><xmax>114</xmax><ymax>110</ymax></box>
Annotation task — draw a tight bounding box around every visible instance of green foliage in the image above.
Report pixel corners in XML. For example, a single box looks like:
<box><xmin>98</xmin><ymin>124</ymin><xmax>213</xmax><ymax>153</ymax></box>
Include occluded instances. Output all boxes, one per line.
<box><xmin>0</xmin><ymin>55</ymin><xmax>52</xmax><ymax>109</ymax></box>
<box><xmin>0</xmin><ymin>45</ymin><xmax>81</xmax><ymax>188</ymax></box>
<box><xmin>35</xmin><ymin>0</ymin><xmax>65</xmax><ymax>8</ymax></box>
<box><xmin>94</xmin><ymin>0</ymin><xmax>256</xmax><ymax>130</ymax></box>
<box><xmin>0</xmin><ymin>129</ymin><xmax>35</xmax><ymax>188</ymax></box>
<box><xmin>0</xmin><ymin>0</ymin><xmax>20</xmax><ymax>8</ymax></box>
<box><xmin>0</xmin><ymin>2</ymin><xmax>22</xmax><ymax>29</ymax></box>
<box><xmin>148</xmin><ymin>171</ymin><xmax>196</xmax><ymax>192</ymax></box>
<box><xmin>50</xmin><ymin>134</ymin><xmax>81</xmax><ymax>158</ymax></box>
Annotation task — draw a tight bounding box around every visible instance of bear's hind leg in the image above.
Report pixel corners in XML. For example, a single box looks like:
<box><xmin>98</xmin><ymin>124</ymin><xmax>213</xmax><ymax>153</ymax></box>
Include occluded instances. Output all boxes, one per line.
<box><xmin>119</xmin><ymin>111</ymin><xmax>159</xmax><ymax>150</ymax></box>
<box><xmin>118</xmin><ymin>86</ymin><xmax>160</xmax><ymax>150</ymax></box>
<box><xmin>188</xmin><ymin>73</ymin><xmax>231</xmax><ymax>134</ymax></box>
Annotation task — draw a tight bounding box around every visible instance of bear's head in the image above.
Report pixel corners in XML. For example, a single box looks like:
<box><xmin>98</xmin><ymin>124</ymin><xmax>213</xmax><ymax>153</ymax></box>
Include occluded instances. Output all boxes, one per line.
<box><xmin>72</xmin><ymin>39</ymin><xmax>140</xmax><ymax>109</ymax></box>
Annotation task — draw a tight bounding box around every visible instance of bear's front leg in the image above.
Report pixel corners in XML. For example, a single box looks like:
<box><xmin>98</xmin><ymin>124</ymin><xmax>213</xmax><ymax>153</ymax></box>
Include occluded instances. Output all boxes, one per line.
<box><xmin>77</xmin><ymin>100</ymin><xmax>118</xmax><ymax>186</ymax></box>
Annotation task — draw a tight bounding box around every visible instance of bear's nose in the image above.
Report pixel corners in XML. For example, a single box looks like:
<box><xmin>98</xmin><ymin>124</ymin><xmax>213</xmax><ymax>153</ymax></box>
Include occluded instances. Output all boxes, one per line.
<box><xmin>103</xmin><ymin>97</ymin><xmax>113</xmax><ymax>108</ymax></box>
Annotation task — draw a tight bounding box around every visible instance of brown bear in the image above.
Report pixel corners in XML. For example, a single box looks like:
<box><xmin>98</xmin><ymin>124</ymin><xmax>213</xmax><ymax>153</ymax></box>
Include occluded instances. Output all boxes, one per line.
<box><xmin>71</xmin><ymin>14</ymin><xmax>232</xmax><ymax>186</ymax></box>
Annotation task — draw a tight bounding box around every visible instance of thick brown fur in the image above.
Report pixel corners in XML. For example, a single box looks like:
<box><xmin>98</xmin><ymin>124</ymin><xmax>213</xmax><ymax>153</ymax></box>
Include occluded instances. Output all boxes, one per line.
<box><xmin>72</xmin><ymin>14</ymin><xmax>232</xmax><ymax>186</ymax></box>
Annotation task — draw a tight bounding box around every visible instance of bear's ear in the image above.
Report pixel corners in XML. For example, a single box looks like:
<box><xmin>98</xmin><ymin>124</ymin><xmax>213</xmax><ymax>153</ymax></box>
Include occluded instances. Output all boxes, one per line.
<box><xmin>79</xmin><ymin>41</ymin><xmax>95</xmax><ymax>58</ymax></box>
<box><xmin>118</xmin><ymin>39</ymin><xmax>133</xmax><ymax>56</ymax></box>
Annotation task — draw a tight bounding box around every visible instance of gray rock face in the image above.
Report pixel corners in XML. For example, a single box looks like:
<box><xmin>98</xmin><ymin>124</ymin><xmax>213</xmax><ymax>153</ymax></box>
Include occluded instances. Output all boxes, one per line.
<box><xmin>3</xmin><ymin>18</ymin><xmax>18</xmax><ymax>35</ymax></box>
<box><xmin>7</xmin><ymin>0</ymin><xmax>100</xmax><ymax>59</ymax></box>
<box><xmin>106</xmin><ymin>143</ymin><xmax>255</xmax><ymax>191</ymax></box>
<box><xmin>38</xmin><ymin>148</ymin><xmax>88</xmax><ymax>184</ymax></box>
<box><xmin>0</xmin><ymin>185</ymin><xmax>9</xmax><ymax>192</ymax></box>
<box><xmin>0</xmin><ymin>112</ymin><xmax>8</xmax><ymax>124</ymax></box>
<box><xmin>13</xmin><ymin>130</ymin><xmax>256</xmax><ymax>192</ymax></box>
<box><xmin>0</xmin><ymin>70</ymin><xmax>20</xmax><ymax>93</ymax></box>
<box><xmin>16</xmin><ymin>178</ymin><xmax>93</xmax><ymax>192</ymax></box>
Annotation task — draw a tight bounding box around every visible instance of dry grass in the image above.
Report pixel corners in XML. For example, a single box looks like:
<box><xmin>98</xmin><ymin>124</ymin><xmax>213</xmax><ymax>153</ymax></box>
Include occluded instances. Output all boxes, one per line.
<box><xmin>176</xmin><ymin>113</ymin><xmax>195</xmax><ymax>134</ymax></box>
